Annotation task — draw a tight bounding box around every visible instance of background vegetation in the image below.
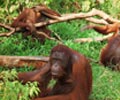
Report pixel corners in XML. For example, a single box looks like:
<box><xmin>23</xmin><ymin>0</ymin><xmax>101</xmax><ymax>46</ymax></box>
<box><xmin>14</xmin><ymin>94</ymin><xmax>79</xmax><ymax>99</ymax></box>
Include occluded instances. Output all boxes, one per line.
<box><xmin>0</xmin><ymin>0</ymin><xmax>120</xmax><ymax>100</ymax></box>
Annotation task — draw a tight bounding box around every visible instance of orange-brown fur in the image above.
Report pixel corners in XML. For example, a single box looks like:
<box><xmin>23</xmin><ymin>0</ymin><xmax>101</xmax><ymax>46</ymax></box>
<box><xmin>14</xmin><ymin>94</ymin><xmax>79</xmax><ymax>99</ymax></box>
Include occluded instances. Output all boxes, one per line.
<box><xmin>81</xmin><ymin>23</ymin><xmax>120</xmax><ymax>36</ymax></box>
<box><xmin>100</xmin><ymin>35</ymin><xmax>120</xmax><ymax>70</ymax></box>
<box><xmin>18</xmin><ymin>45</ymin><xmax>92</xmax><ymax>100</ymax></box>
<box><xmin>11</xmin><ymin>4</ymin><xmax>60</xmax><ymax>43</ymax></box>
<box><xmin>81</xmin><ymin>23</ymin><xmax>120</xmax><ymax>71</ymax></box>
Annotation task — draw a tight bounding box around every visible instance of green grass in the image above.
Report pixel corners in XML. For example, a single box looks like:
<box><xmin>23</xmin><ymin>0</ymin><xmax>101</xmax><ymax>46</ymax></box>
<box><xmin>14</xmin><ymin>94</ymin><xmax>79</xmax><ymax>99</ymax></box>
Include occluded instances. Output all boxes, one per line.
<box><xmin>0</xmin><ymin>24</ymin><xmax>120</xmax><ymax>99</ymax></box>
<box><xmin>90</xmin><ymin>63</ymin><xmax>120</xmax><ymax>100</ymax></box>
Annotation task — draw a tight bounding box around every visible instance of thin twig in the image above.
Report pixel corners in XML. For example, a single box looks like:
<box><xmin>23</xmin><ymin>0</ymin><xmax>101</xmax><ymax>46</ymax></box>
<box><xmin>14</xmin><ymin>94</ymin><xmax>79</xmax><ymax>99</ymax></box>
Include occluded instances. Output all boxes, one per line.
<box><xmin>36</xmin><ymin>31</ymin><xmax>62</xmax><ymax>43</ymax></box>
<box><xmin>52</xmin><ymin>31</ymin><xmax>62</xmax><ymax>41</ymax></box>
<box><xmin>0</xmin><ymin>23</ymin><xmax>15</xmax><ymax>36</ymax></box>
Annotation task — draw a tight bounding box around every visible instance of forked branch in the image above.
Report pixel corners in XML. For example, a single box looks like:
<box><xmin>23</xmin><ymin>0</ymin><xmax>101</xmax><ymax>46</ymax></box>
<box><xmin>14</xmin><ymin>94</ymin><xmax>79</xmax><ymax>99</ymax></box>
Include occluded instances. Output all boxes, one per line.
<box><xmin>0</xmin><ymin>8</ymin><xmax>120</xmax><ymax>41</ymax></box>
<box><xmin>0</xmin><ymin>23</ymin><xmax>15</xmax><ymax>36</ymax></box>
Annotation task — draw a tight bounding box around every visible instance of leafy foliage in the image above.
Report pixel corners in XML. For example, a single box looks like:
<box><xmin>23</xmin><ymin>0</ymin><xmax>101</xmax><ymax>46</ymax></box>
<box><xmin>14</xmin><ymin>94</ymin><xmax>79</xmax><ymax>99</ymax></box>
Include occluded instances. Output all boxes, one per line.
<box><xmin>0</xmin><ymin>69</ymin><xmax>39</xmax><ymax>100</ymax></box>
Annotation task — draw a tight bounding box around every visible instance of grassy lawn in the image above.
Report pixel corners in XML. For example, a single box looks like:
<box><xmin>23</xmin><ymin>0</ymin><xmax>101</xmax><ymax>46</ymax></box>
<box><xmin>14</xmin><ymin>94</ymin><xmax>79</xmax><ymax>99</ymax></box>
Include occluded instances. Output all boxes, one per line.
<box><xmin>0</xmin><ymin>22</ymin><xmax>120</xmax><ymax>100</ymax></box>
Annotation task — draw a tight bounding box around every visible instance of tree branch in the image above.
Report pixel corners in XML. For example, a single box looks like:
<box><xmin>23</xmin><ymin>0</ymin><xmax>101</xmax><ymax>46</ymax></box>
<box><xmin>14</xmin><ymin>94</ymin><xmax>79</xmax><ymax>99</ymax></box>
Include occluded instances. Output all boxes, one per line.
<box><xmin>0</xmin><ymin>23</ymin><xmax>15</xmax><ymax>36</ymax></box>
<box><xmin>36</xmin><ymin>31</ymin><xmax>62</xmax><ymax>43</ymax></box>
<box><xmin>0</xmin><ymin>55</ymin><xmax>49</xmax><ymax>69</ymax></box>
<box><xmin>0</xmin><ymin>8</ymin><xmax>120</xmax><ymax>42</ymax></box>
<box><xmin>85</xmin><ymin>17</ymin><xmax>108</xmax><ymax>25</ymax></box>
<box><xmin>35</xmin><ymin>8</ymin><xmax>120</xmax><ymax>27</ymax></box>
<box><xmin>74</xmin><ymin>34</ymin><xmax>112</xmax><ymax>43</ymax></box>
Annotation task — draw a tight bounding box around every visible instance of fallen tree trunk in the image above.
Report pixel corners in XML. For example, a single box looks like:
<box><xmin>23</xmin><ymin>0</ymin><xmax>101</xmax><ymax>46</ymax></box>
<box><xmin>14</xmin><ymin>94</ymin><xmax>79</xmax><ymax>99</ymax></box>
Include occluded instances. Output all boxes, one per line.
<box><xmin>0</xmin><ymin>56</ymin><xmax>49</xmax><ymax>69</ymax></box>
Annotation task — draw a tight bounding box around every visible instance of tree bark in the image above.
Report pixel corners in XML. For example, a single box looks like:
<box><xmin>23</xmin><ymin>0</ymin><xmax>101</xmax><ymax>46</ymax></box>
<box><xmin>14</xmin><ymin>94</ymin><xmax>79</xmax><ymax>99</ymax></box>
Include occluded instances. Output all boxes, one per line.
<box><xmin>0</xmin><ymin>56</ymin><xmax>49</xmax><ymax>69</ymax></box>
<box><xmin>74</xmin><ymin>34</ymin><xmax>112</xmax><ymax>43</ymax></box>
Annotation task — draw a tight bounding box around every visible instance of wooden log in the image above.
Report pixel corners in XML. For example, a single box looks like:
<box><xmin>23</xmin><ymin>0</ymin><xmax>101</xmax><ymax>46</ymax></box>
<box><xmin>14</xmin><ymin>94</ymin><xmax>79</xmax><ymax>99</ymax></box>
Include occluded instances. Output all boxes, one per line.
<box><xmin>74</xmin><ymin>34</ymin><xmax>112</xmax><ymax>43</ymax></box>
<box><xmin>0</xmin><ymin>56</ymin><xmax>49</xmax><ymax>69</ymax></box>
